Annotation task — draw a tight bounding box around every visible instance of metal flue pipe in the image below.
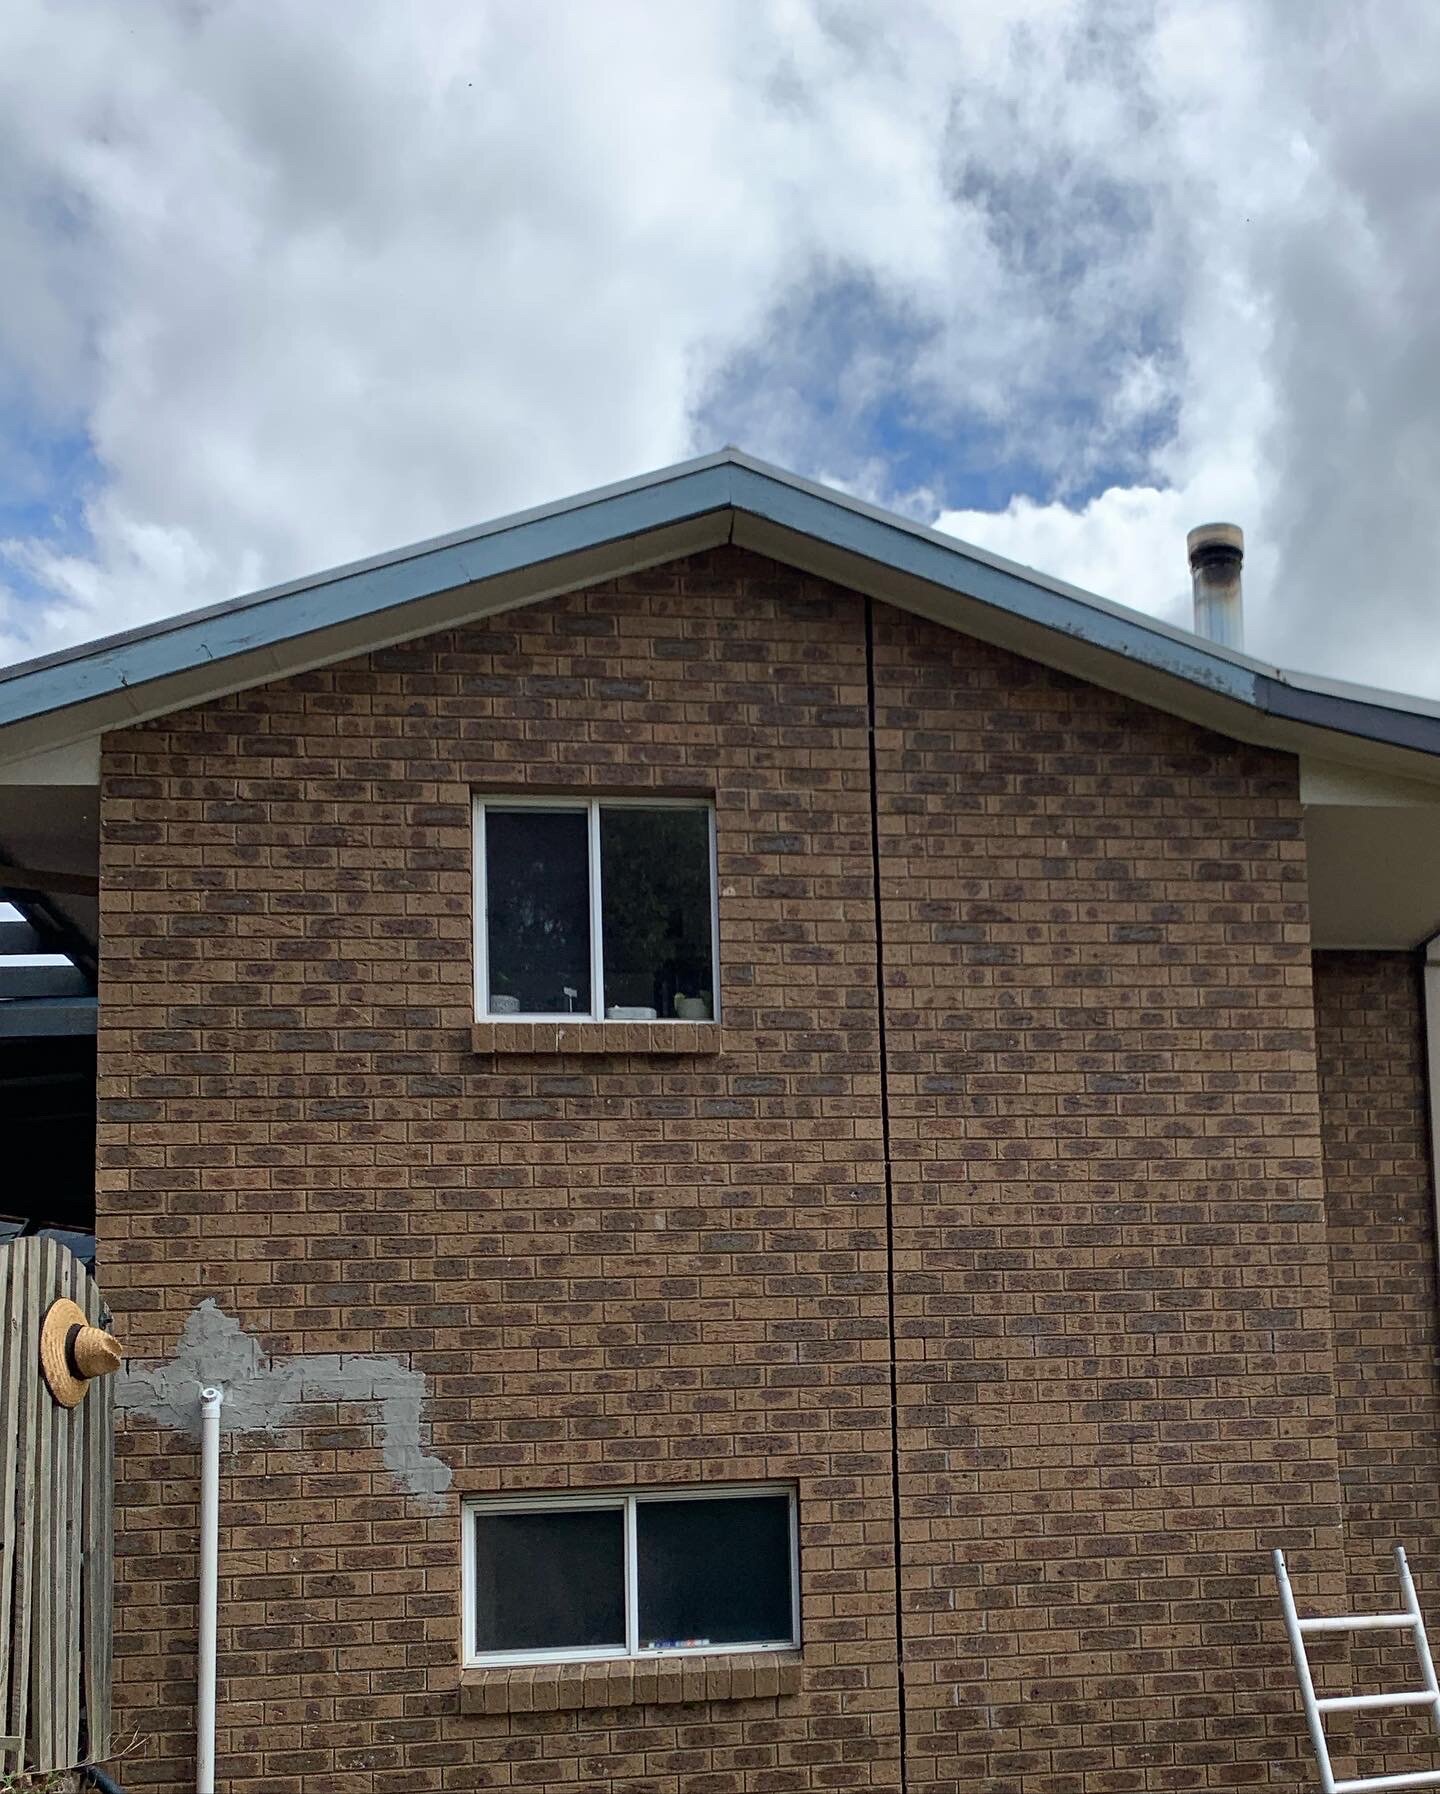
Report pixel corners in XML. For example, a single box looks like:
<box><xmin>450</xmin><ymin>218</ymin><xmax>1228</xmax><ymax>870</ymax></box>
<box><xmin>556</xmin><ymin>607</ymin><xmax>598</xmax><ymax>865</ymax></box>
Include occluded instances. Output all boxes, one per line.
<box><xmin>1187</xmin><ymin>521</ymin><xmax>1245</xmax><ymax>649</ymax></box>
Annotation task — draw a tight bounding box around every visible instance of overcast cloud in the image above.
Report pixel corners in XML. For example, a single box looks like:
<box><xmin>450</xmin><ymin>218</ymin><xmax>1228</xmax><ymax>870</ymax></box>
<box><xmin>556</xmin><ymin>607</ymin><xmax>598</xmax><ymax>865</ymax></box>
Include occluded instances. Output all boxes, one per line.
<box><xmin>1</xmin><ymin>0</ymin><xmax>1437</xmax><ymax>692</ymax></box>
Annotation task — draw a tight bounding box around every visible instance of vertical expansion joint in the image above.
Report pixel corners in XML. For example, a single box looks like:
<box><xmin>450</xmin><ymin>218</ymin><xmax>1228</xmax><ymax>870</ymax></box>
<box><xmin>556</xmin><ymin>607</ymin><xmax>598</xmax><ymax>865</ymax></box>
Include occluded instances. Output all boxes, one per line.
<box><xmin>862</xmin><ymin>595</ymin><xmax>908</xmax><ymax>1794</ymax></box>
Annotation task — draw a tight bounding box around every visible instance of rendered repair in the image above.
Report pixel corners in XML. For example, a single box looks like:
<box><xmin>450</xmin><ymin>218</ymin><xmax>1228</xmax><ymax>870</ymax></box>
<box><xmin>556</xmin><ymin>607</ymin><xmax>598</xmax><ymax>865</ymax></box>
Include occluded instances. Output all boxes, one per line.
<box><xmin>117</xmin><ymin>1298</ymin><xmax>453</xmax><ymax>1505</ymax></box>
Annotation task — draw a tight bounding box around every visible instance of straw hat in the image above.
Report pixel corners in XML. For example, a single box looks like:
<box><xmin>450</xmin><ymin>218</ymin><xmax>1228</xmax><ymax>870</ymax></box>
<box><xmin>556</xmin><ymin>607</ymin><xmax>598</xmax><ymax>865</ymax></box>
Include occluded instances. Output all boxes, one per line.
<box><xmin>40</xmin><ymin>1298</ymin><xmax>123</xmax><ymax>1408</ymax></box>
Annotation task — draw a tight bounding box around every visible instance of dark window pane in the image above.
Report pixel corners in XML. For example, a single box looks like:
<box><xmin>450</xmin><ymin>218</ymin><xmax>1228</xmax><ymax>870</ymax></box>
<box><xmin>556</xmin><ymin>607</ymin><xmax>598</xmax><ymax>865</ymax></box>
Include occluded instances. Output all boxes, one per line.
<box><xmin>484</xmin><ymin>808</ymin><xmax>591</xmax><ymax>1015</ymax></box>
<box><xmin>637</xmin><ymin>1494</ymin><xmax>793</xmax><ymax>1649</ymax></box>
<box><xmin>473</xmin><ymin>1507</ymin><xmax>625</xmax><ymax>1655</ymax></box>
<box><xmin>600</xmin><ymin>808</ymin><xmax>713</xmax><ymax>1020</ymax></box>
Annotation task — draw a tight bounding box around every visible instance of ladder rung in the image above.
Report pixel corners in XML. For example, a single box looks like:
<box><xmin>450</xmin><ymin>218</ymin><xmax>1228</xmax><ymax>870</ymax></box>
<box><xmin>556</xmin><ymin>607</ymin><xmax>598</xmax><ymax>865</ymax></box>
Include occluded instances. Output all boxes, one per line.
<box><xmin>1334</xmin><ymin>1775</ymin><xmax>1440</xmax><ymax>1794</ymax></box>
<box><xmin>1317</xmin><ymin>1691</ymin><xmax>1440</xmax><ymax>1714</ymax></box>
<box><xmin>1300</xmin><ymin>1612</ymin><xmax>1418</xmax><ymax>1634</ymax></box>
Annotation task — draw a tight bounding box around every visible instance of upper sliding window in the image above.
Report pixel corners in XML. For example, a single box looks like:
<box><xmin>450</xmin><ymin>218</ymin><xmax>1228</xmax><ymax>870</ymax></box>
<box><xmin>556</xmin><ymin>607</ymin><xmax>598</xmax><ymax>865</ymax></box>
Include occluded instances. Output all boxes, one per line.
<box><xmin>474</xmin><ymin>797</ymin><xmax>718</xmax><ymax>1023</ymax></box>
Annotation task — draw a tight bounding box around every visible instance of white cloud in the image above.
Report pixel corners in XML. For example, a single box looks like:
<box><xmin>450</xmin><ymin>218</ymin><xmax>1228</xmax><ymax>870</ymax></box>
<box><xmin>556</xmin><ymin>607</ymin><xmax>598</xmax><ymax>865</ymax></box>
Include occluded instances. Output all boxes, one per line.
<box><xmin>0</xmin><ymin>0</ymin><xmax>1041</xmax><ymax>657</ymax></box>
<box><xmin>0</xmin><ymin>0</ymin><xmax>1438</xmax><ymax>696</ymax></box>
<box><xmin>939</xmin><ymin>485</ymin><xmax>1193</xmax><ymax>628</ymax></box>
<box><xmin>939</xmin><ymin>0</ymin><xmax>1440</xmax><ymax>693</ymax></box>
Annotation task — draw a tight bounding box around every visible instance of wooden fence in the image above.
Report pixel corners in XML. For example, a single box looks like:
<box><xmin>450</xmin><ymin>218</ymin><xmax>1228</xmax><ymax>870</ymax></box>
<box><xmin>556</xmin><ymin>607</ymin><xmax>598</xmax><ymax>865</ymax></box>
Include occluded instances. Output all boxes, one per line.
<box><xmin>0</xmin><ymin>1238</ymin><xmax>113</xmax><ymax>1775</ymax></box>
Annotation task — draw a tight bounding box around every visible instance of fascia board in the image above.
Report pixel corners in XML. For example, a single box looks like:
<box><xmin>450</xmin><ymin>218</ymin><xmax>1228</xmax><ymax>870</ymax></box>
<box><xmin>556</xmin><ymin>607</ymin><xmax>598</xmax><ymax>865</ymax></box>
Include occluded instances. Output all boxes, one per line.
<box><xmin>0</xmin><ymin>510</ymin><xmax>733</xmax><ymax>762</ymax></box>
<box><xmin>5</xmin><ymin>449</ymin><xmax>1440</xmax><ymax>788</ymax></box>
<box><xmin>0</xmin><ymin>464</ymin><xmax>738</xmax><ymax>737</ymax></box>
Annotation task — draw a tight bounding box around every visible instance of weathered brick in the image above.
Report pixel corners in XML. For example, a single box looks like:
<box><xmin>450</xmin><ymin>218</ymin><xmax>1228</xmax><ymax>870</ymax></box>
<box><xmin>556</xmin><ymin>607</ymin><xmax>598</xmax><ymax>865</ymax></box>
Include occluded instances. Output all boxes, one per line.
<box><xmin>93</xmin><ymin>550</ymin><xmax>1440</xmax><ymax>1794</ymax></box>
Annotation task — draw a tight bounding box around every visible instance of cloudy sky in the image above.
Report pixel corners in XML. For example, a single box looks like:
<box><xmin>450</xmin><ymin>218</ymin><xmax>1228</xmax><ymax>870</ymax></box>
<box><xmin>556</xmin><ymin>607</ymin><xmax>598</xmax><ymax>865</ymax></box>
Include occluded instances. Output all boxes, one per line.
<box><xmin>1</xmin><ymin>0</ymin><xmax>1437</xmax><ymax>691</ymax></box>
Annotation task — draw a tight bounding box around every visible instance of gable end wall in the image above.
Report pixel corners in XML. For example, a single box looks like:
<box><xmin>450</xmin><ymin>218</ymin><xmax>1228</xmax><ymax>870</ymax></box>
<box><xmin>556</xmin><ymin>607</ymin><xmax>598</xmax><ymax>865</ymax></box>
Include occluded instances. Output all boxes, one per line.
<box><xmin>96</xmin><ymin>546</ymin><xmax>1356</xmax><ymax>1794</ymax></box>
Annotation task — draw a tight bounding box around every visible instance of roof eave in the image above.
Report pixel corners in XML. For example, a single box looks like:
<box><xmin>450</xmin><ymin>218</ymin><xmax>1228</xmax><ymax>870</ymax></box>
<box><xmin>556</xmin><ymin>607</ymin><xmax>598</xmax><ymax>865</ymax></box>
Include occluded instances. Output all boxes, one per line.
<box><xmin>2</xmin><ymin>450</ymin><xmax>1440</xmax><ymax>783</ymax></box>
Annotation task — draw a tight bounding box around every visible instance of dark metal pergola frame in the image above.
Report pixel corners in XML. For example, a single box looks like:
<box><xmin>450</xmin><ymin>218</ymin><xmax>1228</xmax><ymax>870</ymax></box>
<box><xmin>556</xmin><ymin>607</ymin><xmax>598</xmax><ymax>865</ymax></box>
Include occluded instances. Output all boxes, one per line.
<box><xmin>1</xmin><ymin>866</ymin><xmax>98</xmax><ymax>1238</ymax></box>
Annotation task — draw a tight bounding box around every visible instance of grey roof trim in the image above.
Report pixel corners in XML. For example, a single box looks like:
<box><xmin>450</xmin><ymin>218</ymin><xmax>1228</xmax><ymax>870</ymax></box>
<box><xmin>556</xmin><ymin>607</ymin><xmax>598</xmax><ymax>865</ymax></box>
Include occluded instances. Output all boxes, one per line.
<box><xmin>0</xmin><ymin>456</ymin><xmax>739</xmax><ymax>727</ymax></box>
<box><xmin>0</xmin><ymin>450</ymin><xmax>737</xmax><ymax>687</ymax></box>
<box><xmin>1257</xmin><ymin>676</ymin><xmax>1440</xmax><ymax>754</ymax></box>
<box><xmin>726</xmin><ymin>462</ymin><xmax>1260</xmax><ymax>708</ymax></box>
<box><xmin>2</xmin><ymin>447</ymin><xmax>1439</xmax><ymax>766</ymax></box>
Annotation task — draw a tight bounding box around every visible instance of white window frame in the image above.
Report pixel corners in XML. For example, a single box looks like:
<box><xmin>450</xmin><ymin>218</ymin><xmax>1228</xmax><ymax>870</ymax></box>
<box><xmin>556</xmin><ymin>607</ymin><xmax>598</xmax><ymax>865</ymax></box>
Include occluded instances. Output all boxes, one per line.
<box><xmin>461</xmin><ymin>1483</ymin><xmax>800</xmax><ymax>1668</ymax></box>
<box><xmin>472</xmin><ymin>794</ymin><xmax>720</xmax><ymax>1024</ymax></box>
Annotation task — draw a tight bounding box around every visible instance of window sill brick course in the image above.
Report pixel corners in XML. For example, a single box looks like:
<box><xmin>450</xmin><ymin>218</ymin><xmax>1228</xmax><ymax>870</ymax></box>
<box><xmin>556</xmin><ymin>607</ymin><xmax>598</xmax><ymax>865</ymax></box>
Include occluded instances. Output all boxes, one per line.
<box><xmin>458</xmin><ymin>1650</ymin><xmax>802</xmax><ymax>1715</ymax></box>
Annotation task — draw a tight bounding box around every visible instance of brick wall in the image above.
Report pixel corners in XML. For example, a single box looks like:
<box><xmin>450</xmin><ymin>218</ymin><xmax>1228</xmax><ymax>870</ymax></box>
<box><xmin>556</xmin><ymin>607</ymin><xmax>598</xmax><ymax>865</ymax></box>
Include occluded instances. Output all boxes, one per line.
<box><xmin>1314</xmin><ymin>951</ymin><xmax>1440</xmax><ymax>1777</ymax></box>
<box><xmin>871</xmin><ymin>606</ymin><xmax>1343</xmax><ymax>1793</ymax></box>
<box><xmin>99</xmin><ymin>550</ymin><xmax>899</xmax><ymax>1794</ymax></box>
<box><xmin>95</xmin><ymin>548</ymin><xmax>1362</xmax><ymax>1794</ymax></box>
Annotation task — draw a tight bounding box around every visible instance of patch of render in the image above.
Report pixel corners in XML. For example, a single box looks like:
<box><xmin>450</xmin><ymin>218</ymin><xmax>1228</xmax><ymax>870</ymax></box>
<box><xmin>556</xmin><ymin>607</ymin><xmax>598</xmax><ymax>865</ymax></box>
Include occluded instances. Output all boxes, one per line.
<box><xmin>117</xmin><ymin>1299</ymin><xmax>452</xmax><ymax>1505</ymax></box>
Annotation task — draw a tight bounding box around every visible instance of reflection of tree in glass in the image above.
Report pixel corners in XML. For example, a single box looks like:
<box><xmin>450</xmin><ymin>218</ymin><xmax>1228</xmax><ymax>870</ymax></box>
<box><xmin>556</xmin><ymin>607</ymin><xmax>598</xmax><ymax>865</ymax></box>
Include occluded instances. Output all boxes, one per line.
<box><xmin>601</xmin><ymin>809</ymin><xmax>712</xmax><ymax>1014</ymax></box>
<box><xmin>486</xmin><ymin>809</ymin><xmax>590</xmax><ymax>1013</ymax></box>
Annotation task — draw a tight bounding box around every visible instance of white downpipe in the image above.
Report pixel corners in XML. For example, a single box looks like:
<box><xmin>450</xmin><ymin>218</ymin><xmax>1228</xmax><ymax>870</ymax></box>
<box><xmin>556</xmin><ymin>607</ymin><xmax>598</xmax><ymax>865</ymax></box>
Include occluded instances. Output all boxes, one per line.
<box><xmin>197</xmin><ymin>1385</ymin><xmax>223</xmax><ymax>1794</ymax></box>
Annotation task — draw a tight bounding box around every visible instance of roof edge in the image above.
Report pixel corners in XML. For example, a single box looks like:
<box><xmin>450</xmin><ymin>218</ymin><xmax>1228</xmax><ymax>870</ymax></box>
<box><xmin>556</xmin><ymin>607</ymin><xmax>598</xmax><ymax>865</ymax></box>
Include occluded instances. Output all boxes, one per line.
<box><xmin>0</xmin><ymin>449</ymin><xmax>745</xmax><ymax>688</ymax></box>
<box><xmin>2</xmin><ymin>448</ymin><xmax>1440</xmax><ymax>774</ymax></box>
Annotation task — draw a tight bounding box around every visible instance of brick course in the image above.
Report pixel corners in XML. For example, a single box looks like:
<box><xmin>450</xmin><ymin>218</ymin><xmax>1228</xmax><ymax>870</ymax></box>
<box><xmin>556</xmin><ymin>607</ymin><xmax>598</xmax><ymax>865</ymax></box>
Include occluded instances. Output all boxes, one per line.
<box><xmin>94</xmin><ymin>548</ymin><xmax>1439</xmax><ymax>1794</ymax></box>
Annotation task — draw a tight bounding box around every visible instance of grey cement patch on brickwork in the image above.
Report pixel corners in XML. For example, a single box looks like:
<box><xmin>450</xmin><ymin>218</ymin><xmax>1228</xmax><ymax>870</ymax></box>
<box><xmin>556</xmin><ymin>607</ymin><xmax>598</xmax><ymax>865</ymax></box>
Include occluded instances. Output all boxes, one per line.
<box><xmin>117</xmin><ymin>1298</ymin><xmax>452</xmax><ymax>1505</ymax></box>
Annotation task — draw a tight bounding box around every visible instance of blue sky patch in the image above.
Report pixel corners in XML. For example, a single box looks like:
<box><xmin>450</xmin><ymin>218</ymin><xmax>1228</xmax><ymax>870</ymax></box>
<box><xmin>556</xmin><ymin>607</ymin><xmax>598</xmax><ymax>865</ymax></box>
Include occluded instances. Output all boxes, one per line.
<box><xmin>694</xmin><ymin>269</ymin><xmax>1179</xmax><ymax>519</ymax></box>
<box><xmin>0</xmin><ymin>406</ymin><xmax>98</xmax><ymax>548</ymax></box>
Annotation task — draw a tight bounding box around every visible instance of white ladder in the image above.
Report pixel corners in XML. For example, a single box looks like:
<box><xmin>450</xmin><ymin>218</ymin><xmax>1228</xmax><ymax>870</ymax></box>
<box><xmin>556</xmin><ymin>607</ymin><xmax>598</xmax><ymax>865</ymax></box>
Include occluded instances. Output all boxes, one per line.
<box><xmin>1275</xmin><ymin>1546</ymin><xmax>1440</xmax><ymax>1794</ymax></box>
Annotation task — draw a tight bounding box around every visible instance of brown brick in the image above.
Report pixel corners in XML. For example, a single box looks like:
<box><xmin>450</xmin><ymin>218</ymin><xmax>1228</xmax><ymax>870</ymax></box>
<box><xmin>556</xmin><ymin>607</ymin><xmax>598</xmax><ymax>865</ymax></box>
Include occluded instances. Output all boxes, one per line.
<box><xmin>99</xmin><ymin>550</ymin><xmax>896</xmax><ymax>1794</ymax></box>
<box><xmin>96</xmin><ymin>549</ymin><xmax>1437</xmax><ymax>1794</ymax></box>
